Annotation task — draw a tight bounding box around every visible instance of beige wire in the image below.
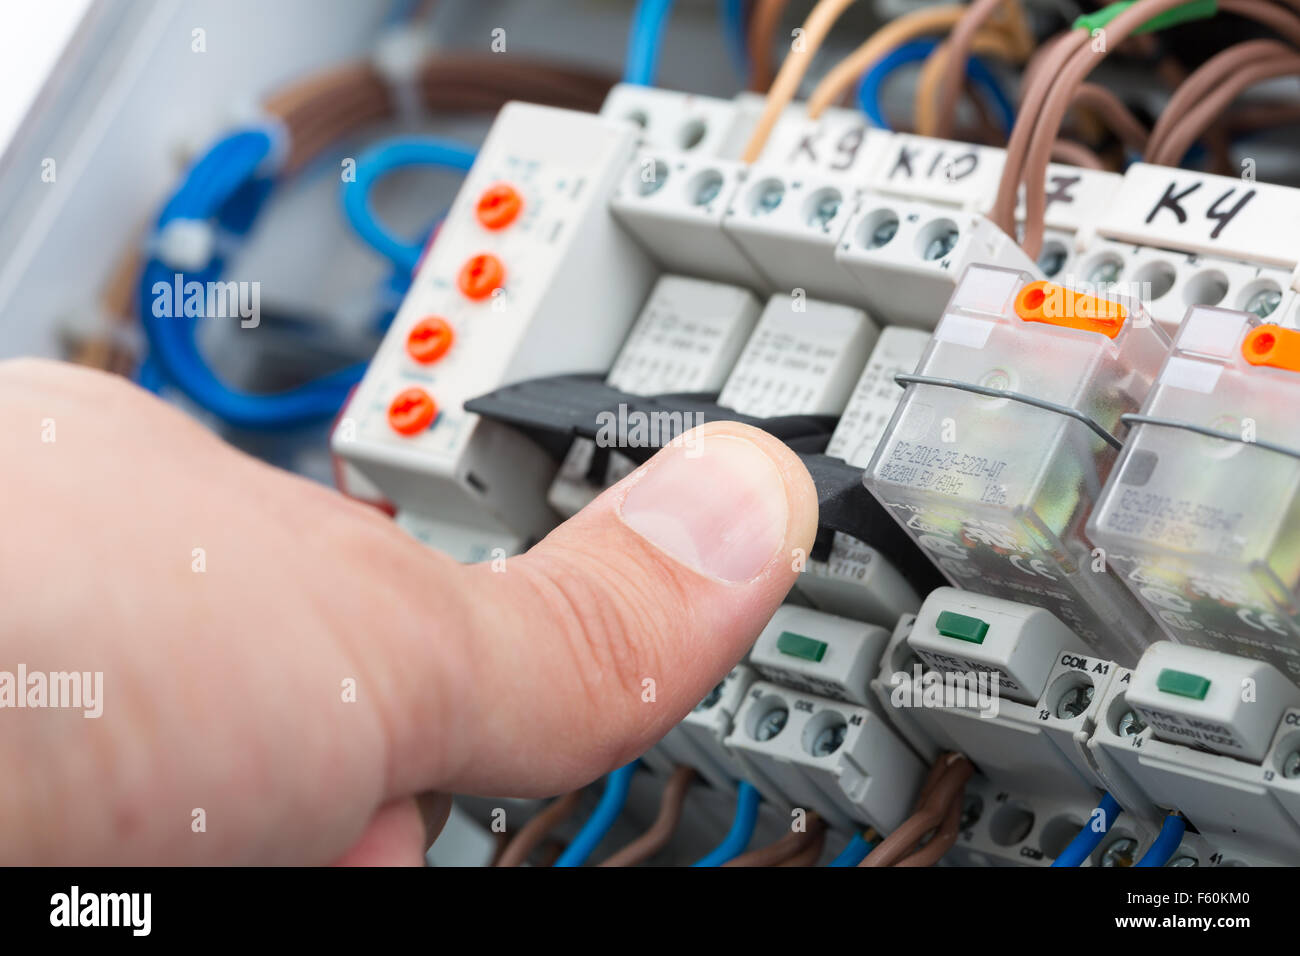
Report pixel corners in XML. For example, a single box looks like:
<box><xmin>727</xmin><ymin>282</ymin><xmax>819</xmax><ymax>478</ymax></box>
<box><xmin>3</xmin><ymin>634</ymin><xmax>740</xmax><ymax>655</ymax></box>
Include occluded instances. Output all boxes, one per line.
<box><xmin>894</xmin><ymin>775</ymin><xmax>969</xmax><ymax>867</ymax></box>
<box><xmin>598</xmin><ymin>766</ymin><xmax>696</xmax><ymax>867</ymax></box>
<box><xmin>495</xmin><ymin>791</ymin><xmax>585</xmax><ymax>867</ymax></box>
<box><xmin>915</xmin><ymin>30</ymin><xmax>1024</xmax><ymax>139</ymax></box>
<box><xmin>918</xmin><ymin>0</ymin><xmax>1030</xmax><ymax>138</ymax></box>
<box><xmin>804</xmin><ymin>4</ymin><xmax>1023</xmax><ymax>121</ymax></box>
<box><xmin>741</xmin><ymin>0</ymin><xmax>862</xmax><ymax>161</ymax></box>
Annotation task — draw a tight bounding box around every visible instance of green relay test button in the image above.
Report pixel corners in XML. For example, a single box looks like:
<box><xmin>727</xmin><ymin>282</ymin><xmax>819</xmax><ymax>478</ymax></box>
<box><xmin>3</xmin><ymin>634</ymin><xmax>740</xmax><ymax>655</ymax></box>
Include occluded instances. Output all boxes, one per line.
<box><xmin>776</xmin><ymin>631</ymin><xmax>827</xmax><ymax>662</ymax></box>
<box><xmin>935</xmin><ymin>611</ymin><xmax>988</xmax><ymax>644</ymax></box>
<box><xmin>1156</xmin><ymin>668</ymin><xmax>1211</xmax><ymax>700</ymax></box>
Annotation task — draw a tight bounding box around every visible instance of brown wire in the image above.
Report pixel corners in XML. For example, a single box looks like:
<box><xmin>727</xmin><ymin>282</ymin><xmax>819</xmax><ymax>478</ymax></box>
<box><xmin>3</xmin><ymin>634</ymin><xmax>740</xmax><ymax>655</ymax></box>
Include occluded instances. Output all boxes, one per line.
<box><xmin>928</xmin><ymin>0</ymin><xmax>1011</xmax><ymax>139</ymax></box>
<box><xmin>776</xmin><ymin>825</ymin><xmax>828</xmax><ymax>866</ymax></box>
<box><xmin>495</xmin><ymin>790</ymin><xmax>586</xmax><ymax>867</ymax></box>
<box><xmin>598</xmin><ymin>766</ymin><xmax>696</xmax><ymax>867</ymax></box>
<box><xmin>894</xmin><ymin>774</ymin><xmax>970</xmax><ymax>867</ymax></box>
<box><xmin>1050</xmin><ymin>139</ymin><xmax>1107</xmax><ymax>169</ymax></box>
<box><xmin>1151</xmin><ymin>51</ymin><xmax>1300</xmax><ymax>166</ymax></box>
<box><xmin>1018</xmin><ymin>0</ymin><xmax>1300</xmax><ymax>257</ymax></box>
<box><xmin>860</xmin><ymin>753</ymin><xmax>972</xmax><ymax>867</ymax></box>
<box><xmin>1073</xmin><ymin>83</ymin><xmax>1149</xmax><ymax>153</ymax></box>
<box><xmin>1145</xmin><ymin>39</ymin><xmax>1290</xmax><ymax>163</ymax></box>
<box><xmin>723</xmin><ymin>814</ymin><xmax>827</xmax><ymax>867</ymax></box>
<box><xmin>748</xmin><ymin>0</ymin><xmax>792</xmax><ymax>91</ymax></box>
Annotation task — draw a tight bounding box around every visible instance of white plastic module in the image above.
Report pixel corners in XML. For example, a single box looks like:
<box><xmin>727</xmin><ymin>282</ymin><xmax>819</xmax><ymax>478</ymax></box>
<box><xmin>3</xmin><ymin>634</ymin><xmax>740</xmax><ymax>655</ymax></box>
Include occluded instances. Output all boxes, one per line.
<box><xmin>835</xmin><ymin>198</ymin><xmax>1038</xmax><ymax>328</ymax></box>
<box><xmin>1095</xmin><ymin>163</ymin><xmax>1300</xmax><ymax>271</ymax></box>
<box><xmin>725</xmin><ymin>680</ymin><xmax>926</xmax><ymax>832</ymax></box>
<box><xmin>866</xmin><ymin>134</ymin><xmax>1005</xmax><ymax>211</ymax></box>
<box><xmin>876</xmin><ymin>601</ymin><xmax>1118</xmax><ymax>807</ymax></box>
<box><xmin>1089</xmin><ymin>308</ymin><xmax>1300</xmax><ymax>680</ymax></box>
<box><xmin>794</xmin><ymin>329</ymin><xmax>928</xmax><ymax>621</ymax></box>
<box><xmin>721</xmin><ymin>166</ymin><xmax>866</xmax><ymax>303</ymax></box>
<box><xmin>651</xmin><ymin>664</ymin><xmax>757</xmax><ymax>793</ymax></box>
<box><xmin>796</xmin><ymin>327</ymin><xmax>930</xmax><ymax>626</ymax></box>
<box><xmin>332</xmin><ymin>103</ymin><xmax>655</xmax><ymax>559</ymax></box>
<box><xmin>547</xmin><ymin>275</ymin><xmax>760</xmax><ymax>516</ymax></box>
<box><xmin>748</xmin><ymin>605</ymin><xmax>891</xmax><ymax>708</ymax></box>
<box><xmin>610</xmin><ymin>151</ymin><xmax>770</xmax><ymax>289</ymax></box>
<box><xmin>732</xmin><ymin>94</ymin><xmax>889</xmax><ymax>178</ymax></box>
<box><xmin>865</xmin><ymin>265</ymin><xmax>1171</xmax><ymax>665</ymax></box>
<box><xmin>715</xmin><ymin>294</ymin><xmax>876</xmax><ymax>417</ymax></box>
<box><xmin>1089</xmin><ymin>645</ymin><xmax>1300</xmax><ymax>866</ymax></box>
<box><xmin>907</xmin><ymin>588</ymin><xmax>1090</xmax><ymax>706</ymax></box>
<box><xmin>1070</xmin><ymin>238</ymin><xmax>1295</xmax><ymax>334</ymax></box>
<box><xmin>1125</xmin><ymin>643</ymin><xmax>1300</xmax><ymax>763</ymax></box>
<box><xmin>600</xmin><ymin>83</ymin><xmax>738</xmax><ymax>157</ymax></box>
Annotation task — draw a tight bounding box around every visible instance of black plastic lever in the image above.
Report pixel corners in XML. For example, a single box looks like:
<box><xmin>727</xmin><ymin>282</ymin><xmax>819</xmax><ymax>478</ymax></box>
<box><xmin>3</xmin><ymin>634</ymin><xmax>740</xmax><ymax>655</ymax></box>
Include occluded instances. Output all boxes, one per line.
<box><xmin>465</xmin><ymin>374</ymin><xmax>944</xmax><ymax>594</ymax></box>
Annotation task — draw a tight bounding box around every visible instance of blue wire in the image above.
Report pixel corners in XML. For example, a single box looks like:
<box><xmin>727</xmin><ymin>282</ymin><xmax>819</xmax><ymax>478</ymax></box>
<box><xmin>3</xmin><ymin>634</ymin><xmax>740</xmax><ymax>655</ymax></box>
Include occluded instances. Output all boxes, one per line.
<box><xmin>553</xmin><ymin>762</ymin><xmax>640</xmax><ymax>867</ymax></box>
<box><xmin>624</xmin><ymin>0</ymin><xmax>675</xmax><ymax>86</ymax></box>
<box><xmin>1135</xmin><ymin>814</ymin><xmax>1186</xmax><ymax>867</ymax></box>
<box><xmin>341</xmin><ymin>136</ymin><xmax>477</xmax><ymax>274</ymax></box>
<box><xmin>1052</xmin><ymin>792</ymin><xmax>1123</xmax><ymax>867</ymax></box>
<box><xmin>691</xmin><ymin>780</ymin><xmax>761</xmax><ymax>867</ymax></box>
<box><xmin>829</xmin><ymin>831</ymin><xmax>874</xmax><ymax>867</ymax></box>
<box><xmin>139</xmin><ymin>127</ymin><xmax>371</xmax><ymax>429</ymax></box>
<box><xmin>856</xmin><ymin>38</ymin><xmax>1015</xmax><ymax>134</ymax></box>
<box><xmin>720</xmin><ymin>0</ymin><xmax>749</xmax><ymax>79</ymax></box>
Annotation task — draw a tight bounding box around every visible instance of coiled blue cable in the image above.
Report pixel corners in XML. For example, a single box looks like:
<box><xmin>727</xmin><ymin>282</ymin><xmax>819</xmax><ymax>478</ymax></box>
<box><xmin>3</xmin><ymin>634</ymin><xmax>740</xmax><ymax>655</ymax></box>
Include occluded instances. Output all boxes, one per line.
<box><xmin>1052</xmin><ymin>792</ymin><xmax>1123</xmax><ymax>867</ymax></box>
<box><xmin>829</xmin><ymin>831</ymin><xmax>874</xmax><ymax>867</ymax></box>
<box><xmin>1135</xmin><ymin>814</ymin><xmax>1186</xmax><ymax>867</ymax></box>
<box><xmin>341</xmin><ymin>136</ymin><xmax>477</xmax><ymax>274</ymax></box>
<box><xmin>139</xmin><ymin>128</ymin><xmax>372</xmax><ymax>429</ymax></box>
<box><xmin>856</xmin><ymin>38</ymin><xmax>1015</xmax><ymax>134</ymax></box>
<box><xmin>624</xmin><ymin>0</ymin><xmax>676</xmax><ymax>85</ymax></box>
<box><xmin>553</xmin><ymin>762</ymin><xmax>640</xmax><ymax>867</ymax></box>
<box><xmin>691</xmin><ymin>780</ymin><xmax>761</xmax><ymax>867</ymax></box>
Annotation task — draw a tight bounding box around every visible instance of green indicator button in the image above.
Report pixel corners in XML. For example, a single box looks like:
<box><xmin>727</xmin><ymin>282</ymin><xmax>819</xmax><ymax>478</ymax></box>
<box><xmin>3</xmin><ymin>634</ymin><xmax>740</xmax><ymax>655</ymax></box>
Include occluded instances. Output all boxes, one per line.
<box><xmin>935</xmin><ymin>611</ymin><xmax>989</xmax><ymax>644</ymax></box>
<box><xmin>1156</xmin><ymin>668</ymin><xmax>1211</xmax><ymax>700</ymax></box>
<box><xmin>776</xmin><ymin>631</ymin><xmax>827</xmax><ymax>663</ymax></box>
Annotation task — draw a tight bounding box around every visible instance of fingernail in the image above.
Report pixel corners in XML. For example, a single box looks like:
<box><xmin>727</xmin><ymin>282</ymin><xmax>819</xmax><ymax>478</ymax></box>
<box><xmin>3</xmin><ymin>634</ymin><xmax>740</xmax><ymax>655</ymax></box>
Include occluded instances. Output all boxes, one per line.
<box><xmin>618</xmin><ymin>433</ymin><xmax>789</xmax><ymax>583</ymax></box>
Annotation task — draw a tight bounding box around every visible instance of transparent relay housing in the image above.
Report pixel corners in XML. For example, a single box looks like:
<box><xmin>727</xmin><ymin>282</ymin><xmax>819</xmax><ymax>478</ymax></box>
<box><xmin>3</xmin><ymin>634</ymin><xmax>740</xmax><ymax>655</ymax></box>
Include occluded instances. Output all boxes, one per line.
<box><xmin>864</xmin><ymin>265</ymin><xmax>1171</xmax><ymax>665</ymax></box>
<box><xmin>1088</xmin><ymin>310</ymin><xmax>1300</xmax><ymax>682</ymax></box>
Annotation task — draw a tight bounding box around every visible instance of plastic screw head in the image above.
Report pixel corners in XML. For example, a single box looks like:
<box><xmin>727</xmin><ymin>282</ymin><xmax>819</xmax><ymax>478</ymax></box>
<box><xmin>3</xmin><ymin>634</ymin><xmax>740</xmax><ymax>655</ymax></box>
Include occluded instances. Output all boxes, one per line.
<box><xmin>475</xmin><ymin>183</ymin><xmax>523</xmax><ymax>231</ymax></box>
<box><xmin>406</xmin><ymin>316</ymin><xmax>454</xmax><ymax>364</ymax></box>
<box><xmin>387</xmin><ymin>387</ymin><xmax>438</xmax><ymax>436</ymax></box>
<box><xmin>457</xmin><ymin>253</ymin><xmax>505</xmax><ymax>300</ymax></box>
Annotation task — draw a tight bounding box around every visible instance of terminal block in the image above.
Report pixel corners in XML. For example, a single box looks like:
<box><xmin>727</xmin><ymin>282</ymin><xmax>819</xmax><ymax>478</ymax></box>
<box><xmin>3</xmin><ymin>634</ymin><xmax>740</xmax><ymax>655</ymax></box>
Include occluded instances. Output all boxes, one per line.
<box><xmin>1089</xmin><ymin>310</ymin><xmax>1300</xmax><ymax>682</ymax></box>
<box><xmin>648</xmin><ymin>664</ymin><xmax>757</xmax><ymax>793</ymax></box>
<box><xmin>748</xmin><ymin>605</ymin><xmax>891</xmax><ymax>708</ymax></box>
<box><xmin>725</xmin><ymin>680</ymin><xmax>925</xmax><ymax>832</ymax></box>
<box><xmin>864</xmin><ymin>266</ymin><xmax>1172</xmax><ymax>665</ymax></box>
<box><xmin>1089</xmin><ymin>642</ymin><xmax>1300</xmax><ymax>865</ymax></box>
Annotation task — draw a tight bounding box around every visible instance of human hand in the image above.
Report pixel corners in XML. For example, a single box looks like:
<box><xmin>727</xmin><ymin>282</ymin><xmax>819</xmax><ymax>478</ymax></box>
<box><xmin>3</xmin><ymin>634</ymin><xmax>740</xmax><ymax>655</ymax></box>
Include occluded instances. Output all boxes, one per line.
<box><xmin>0</xmin><ymin>359</ymin><xmax>817</xmax><ymax>864</ymax></box>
